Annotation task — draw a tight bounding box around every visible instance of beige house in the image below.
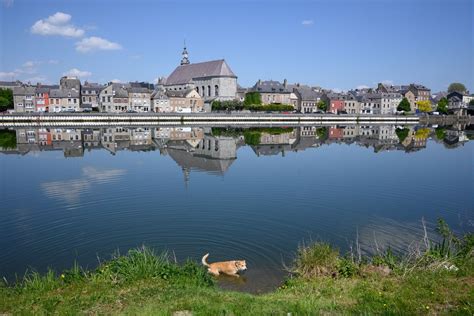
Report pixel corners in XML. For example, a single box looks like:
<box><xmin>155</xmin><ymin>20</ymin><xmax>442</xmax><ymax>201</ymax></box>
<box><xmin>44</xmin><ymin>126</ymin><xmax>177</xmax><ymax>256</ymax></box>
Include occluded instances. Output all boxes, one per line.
<box><xmin>99</xmin><ymin>83</ymin><xmax>129</xmax><ymax>113</ymax></box>
<box><xmin>151</xmin><ymin>89</ymin><xmax>170</xmax><ymax>113</ymax></box>
<box><xmin>13</xmin><ymin>85</ymin><xmax>36</xmax><ymax>113</ymax></box>
<box><xmin>401</xmin><ymin>90</ymin><xmax>416</xmax><ymax>112</ymax></box>
<box><xmin>250</xmin><ymin>79</ymin><xmax>297</xmax><ymax>107</ymax></box>
<box><xmin>165</xmin><ymin>89</ymin><xmax>204</xmax><ymax>113</ymax></box>
<box><xmin>127</xmin><ymin>87</ymin><xmax>151</xmax><ymax>112</ymax></box>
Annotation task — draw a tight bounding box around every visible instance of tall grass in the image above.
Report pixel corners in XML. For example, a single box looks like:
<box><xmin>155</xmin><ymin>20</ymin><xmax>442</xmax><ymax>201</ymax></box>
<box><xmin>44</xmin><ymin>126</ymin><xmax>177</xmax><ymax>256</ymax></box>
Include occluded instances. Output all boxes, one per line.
<box><xmin>291</xmin><ymin>219</ymin><xmax>474</xmax><ymax>280</ymax></box>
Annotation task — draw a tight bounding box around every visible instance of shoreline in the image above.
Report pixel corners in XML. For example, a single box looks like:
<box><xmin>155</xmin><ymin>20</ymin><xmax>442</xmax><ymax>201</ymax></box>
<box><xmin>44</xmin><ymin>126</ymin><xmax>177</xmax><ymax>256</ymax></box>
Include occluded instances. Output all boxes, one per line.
<box><xmin>1</xmin><ymin>221</ymin><xmax>472</xmax><ymax>315</ymax></box>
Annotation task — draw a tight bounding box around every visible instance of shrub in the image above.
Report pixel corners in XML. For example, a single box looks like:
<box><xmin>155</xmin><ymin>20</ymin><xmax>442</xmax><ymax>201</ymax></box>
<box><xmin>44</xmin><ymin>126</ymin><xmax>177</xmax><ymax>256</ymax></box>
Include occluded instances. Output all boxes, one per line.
<box><xmin>397</xmin><ymin>98</ymin><xmax>411</xmax><ymax>112</ymax></box>
<box><xmin>337</xmin><ymin>257</ymin><xmax>359</xmax><ymax>277</ymax></box>
<box><xmin>0</xmin><ymin>130</ymin><xmax>16</xmax><ymax>149</ymax></box>
<box><xmin>243</xmin><ymin>92</ymin><xmax>262</xmax><ymax>106</ymax></box>
<box><xmin>395</xmin><ymin>127</ymin><xmax>410</xmax><ymax>143</ymax></box>
<box><xmin>292</xmin><ymin>242</ymin><xmax>340</xmax><ymax>278</ymax></box>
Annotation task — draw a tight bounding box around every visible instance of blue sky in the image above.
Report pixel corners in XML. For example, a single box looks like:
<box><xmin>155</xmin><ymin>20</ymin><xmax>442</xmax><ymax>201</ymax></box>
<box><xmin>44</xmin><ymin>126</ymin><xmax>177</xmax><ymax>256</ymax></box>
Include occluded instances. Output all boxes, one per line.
<box><xmin>0</xmin><ymin>0</ymin><xmax>472</xmax><ymax>91</ymax></box>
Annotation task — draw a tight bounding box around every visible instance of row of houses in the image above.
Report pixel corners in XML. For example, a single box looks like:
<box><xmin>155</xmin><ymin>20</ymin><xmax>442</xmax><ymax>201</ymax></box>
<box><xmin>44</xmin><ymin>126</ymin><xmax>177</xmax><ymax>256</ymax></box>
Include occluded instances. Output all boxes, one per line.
<box><xmin>2</xmin><ymin>45</ymin><xmax>472</xmax><ymax>114</ymax></box>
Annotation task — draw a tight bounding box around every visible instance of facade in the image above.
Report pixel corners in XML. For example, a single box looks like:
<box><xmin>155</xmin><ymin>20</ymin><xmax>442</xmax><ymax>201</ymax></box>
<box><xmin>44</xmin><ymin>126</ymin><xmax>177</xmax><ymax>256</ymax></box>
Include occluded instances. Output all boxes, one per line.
<box><xmin>165</xmin><ymin>47</ymin><xmax>238</xmax><ymax>102</ymax></box>
<box><xmin>380</xmin><ymin>92</ymin><xmax>402</xmax><ymax>115</ymax></box>
<box><xmin>166</xmin><ymin>89</ymin><xmax>204</xmax><ymax>113</ymax></box>
<box><xmin>322</xmin><ymin>93</ymin><xmax>345</xmax><ymax>114</ymax></box>
<box><xmin>99</xmin><ymin>83</ymin><xmax>130</xmax><ymax>113</ymax></box>
<box><xmin>250</xmin><ymin>79</ymin><xmax>297</xmax><ymax>107</ymax></box>
<box><xmin>400</xmin><ymin>89</ymin><xmax>416</xmax><ymax>112</ymax></box>
<box><xmin>294</xmin><ymin>86</ymin><xmax>323</xmax><ymax>113</ymax></box>
<box><xmin>13</xmin><ymin>85</ymin><xmax>36</xmax><ymax>113</ymax></box>
<box><xmin>408</xmin><ymin>84</ymin><xmax>431</xmax><ymax>103</ymax></box>
<box><xmin>359</xmin><ymin>94</ymin><xmax>382</xmax><ymax>114</ymax></box>
<box><xmin>127</xmin><ymin>87</ymin><xmax>151</xmax><ymax>112</ymax></box>
<box><xmin>49</xmin><ymin>77</ymin><xmax>81</xmax><ymax>112</ymax></box>
<box><xmin>151</xmin><ymin>89</ymin><xmax>170</xmax><ymax>113</ymax></box>
<box><xmin>81</xmin><ymin>82</ymin><xmax>103</xmax><ymax>111</ymax></box>
<box><xmin>34</xmin><ymin>86</ymin><xmax>51</xmax><ymax>112</ymax></box>
<box><xmin>344</xmin><ymin>92</ymin><xmax>360</xmax><ymax>114</ymax></box>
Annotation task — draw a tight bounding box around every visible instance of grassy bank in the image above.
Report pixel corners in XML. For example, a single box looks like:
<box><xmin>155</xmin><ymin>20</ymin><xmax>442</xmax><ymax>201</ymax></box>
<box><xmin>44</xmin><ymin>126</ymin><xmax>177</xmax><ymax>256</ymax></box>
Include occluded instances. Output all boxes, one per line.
<box><xmin>1</xmin><ymin>220</ymin><xmax>473</xmax><ymax>315</ymax></box>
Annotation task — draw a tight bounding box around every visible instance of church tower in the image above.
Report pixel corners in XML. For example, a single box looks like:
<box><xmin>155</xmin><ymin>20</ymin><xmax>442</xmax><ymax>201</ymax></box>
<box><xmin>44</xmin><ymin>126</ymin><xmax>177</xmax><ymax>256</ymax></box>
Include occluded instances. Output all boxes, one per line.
<box><xmin>180</xmin><ymin>42</ymin><xmax>190</xmax><ymax>65</ymax></box>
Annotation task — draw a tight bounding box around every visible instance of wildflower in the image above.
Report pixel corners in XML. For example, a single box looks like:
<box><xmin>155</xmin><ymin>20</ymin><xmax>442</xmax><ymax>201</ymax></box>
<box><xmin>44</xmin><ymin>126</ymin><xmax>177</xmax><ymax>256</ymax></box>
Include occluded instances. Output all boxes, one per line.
<box><xmin>60</xmin><ymin>274</ymin><xmax>65</xmax><ymax>279</ymax></box>
<box><xmin>426</xmin><ymin>306</ymin><xmax>430</xmax><ymax>310</ymax></box>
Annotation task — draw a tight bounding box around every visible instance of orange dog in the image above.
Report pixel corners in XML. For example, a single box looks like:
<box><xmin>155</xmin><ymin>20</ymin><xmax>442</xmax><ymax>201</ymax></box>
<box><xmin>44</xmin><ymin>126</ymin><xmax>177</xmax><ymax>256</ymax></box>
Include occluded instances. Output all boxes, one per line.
<box><xmin>201</xmin><ymin>253</ymin><xmax>247</xmax><ymax>277</ymax></box>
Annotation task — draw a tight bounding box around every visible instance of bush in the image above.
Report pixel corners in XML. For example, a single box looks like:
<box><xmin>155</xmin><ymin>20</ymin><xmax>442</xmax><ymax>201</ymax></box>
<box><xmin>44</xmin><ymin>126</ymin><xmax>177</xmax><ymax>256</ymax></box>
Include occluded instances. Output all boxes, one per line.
<box><xmin>0</xmin><ymin>130</ymin><xmax>16</xmax><ymax>149</ymax></box>
<box><xmin>245</xmin><ymin>104</ymin><xmax>294</xmax><ymax>112</ymax></box>
<box><xmin>244</xmin><ymin>131</ymin><xmax>261</xmax><ymax>146</ymax></box>
<box><xmin>293</xmin><ymin>242</ymin><xmax>339</xmax><ymax>278</ymax></box>
<box><xmin>397</xmin><ymin>98</ymin><xmax>411</xmax><ymax>112</ymax></box>
<box><xmin>395</xmin><ymin>127</ymin><xmax>410</xmax><ymax>143</ymax></box>
<box><xmin>243</xmin><ymin>92</ymin><xmax>262</xmax><ymax>106</ymax></box>
<box><xmin>337</xmin><ymin>257</ymin><xmax>359</xmax><ymax>277</ymax></box>
<box><xmin>212</xmin><ymin>100</ymin><xmax>244</xmax><ymax>112</ymax></box>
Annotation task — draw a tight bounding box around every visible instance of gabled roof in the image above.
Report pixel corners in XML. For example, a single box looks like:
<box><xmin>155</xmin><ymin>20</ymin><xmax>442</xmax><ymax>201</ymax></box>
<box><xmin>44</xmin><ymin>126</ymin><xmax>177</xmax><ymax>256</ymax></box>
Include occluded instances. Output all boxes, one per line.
<box><xmin>166</xmin><ymin>59</ymin><xmax>237</xmax><ymax>85</ymax></box>
<box><xmin>165</xmin><ymin>89</ymin><xmax>196</xmax><ymax>98</ymax></box>
<box><xmin>294</xmin><ymin>87</ymin><xmax>323</xmax><ymax>101</ymax></box>
<box><xmin>13</xmin><ymin>85</ymin><xmax>36</xmax><ymax>95</ymax></box>
<box><xmin>252</xmin><ymin>80</ymin><xmax>291</xmax><ymax>93</ymax></box>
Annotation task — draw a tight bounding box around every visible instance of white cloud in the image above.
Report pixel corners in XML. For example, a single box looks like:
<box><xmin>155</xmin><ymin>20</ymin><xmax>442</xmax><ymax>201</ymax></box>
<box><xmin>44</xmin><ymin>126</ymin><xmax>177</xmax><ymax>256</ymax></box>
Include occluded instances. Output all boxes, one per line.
<box><xmin>75</xmin><ymin>36</ymin><xmax>122</xmax><ymax>53</ymax></box>
<box><xmin>110</xmin><ymin>79</ymin><xmax>123</xmax><ymax>83</ymax></box>
<box><xmin>356</xmin><ymin>85</ymin><xmax>370</xmax><ymax>90</ymax></box>
<box><xmin>41</xmin><ymin>167</ymin><xmax>126</xmax><ymax>204</ymax></box>
<box><xmin>63</xmin><ymin>68</ymin><xmax>92</xmax><ymax>78</ymax></box>
<box><xmin>23</xmin><ymin>76</ymin><xmax>48</xmax><ymax>84</ymax></box>
<box><xmin>153</xmin><ymin>77</ymin><xmax>159</xmax><ymax>84</ymax></box>
<box><xmin>31</xmin><ymin>12</ymin><xmax>84</xmax><ymax>38</ymax></box>
<box><xmin>302</xmin><ymin>20</ymin><xmax>314</xmax><ymax>26</ymax></box>
<box><xmin>0</xmin><ymin>71</ymin><xmax>17</xmax><ymax>80</ymax></box>
<box><xmin>48</xmin><ymin>59</ymin><xmax>59</xmax><ymax>64</ymax></box>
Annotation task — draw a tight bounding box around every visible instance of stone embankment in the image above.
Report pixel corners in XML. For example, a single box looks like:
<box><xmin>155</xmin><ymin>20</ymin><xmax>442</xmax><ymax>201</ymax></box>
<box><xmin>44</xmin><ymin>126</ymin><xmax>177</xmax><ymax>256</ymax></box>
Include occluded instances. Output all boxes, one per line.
<box><xmin>0</xmin><ymin>113</ymin><xmax>420</xmax><ymax>127</ymax></box>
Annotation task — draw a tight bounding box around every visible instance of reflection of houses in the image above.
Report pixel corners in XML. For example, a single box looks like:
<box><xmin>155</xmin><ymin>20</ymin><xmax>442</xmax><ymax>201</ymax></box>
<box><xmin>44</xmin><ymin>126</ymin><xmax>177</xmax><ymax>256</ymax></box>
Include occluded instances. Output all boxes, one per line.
<box><xmin>251</xmin><ymin>130</ymin><xmax>298</xmax><ymax>156</ymax></box>
<box><xmin>161</xmin><ymin>134</ymin><xmax>238</xmax><ymax>183</ymax></box>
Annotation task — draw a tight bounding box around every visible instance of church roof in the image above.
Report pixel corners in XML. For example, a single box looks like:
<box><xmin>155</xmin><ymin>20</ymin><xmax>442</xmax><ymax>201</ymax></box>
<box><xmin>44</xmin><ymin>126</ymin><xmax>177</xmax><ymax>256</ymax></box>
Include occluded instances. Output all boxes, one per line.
<box><xmin>166</xmin><ymin>59</ymin><xmax>237</xmax><ymax>85</ymax></box>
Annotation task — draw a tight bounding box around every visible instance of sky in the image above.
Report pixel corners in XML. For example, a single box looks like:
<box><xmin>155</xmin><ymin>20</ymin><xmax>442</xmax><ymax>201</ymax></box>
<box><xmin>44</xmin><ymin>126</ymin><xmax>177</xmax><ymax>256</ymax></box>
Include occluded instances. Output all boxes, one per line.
<box><xmin>0</xmin><ymin>0</ymin><xmax>472</xmax><ymax>92</ymax></box>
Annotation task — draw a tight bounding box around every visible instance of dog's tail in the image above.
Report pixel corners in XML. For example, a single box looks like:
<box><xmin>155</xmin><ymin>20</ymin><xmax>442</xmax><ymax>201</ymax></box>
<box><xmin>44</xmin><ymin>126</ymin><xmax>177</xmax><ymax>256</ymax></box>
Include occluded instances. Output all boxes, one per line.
<box><xmin>201</xmin><ymin>253</ymin><xmax>210</xmax><ymax>267</ymax></box>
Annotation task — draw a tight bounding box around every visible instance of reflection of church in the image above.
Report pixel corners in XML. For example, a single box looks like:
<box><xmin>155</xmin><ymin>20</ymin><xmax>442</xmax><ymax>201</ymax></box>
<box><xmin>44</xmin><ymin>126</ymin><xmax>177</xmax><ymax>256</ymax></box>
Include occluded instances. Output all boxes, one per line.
<box><xmin>153</xmin><ymin>127</ymin><xmax>238</xmax><ymax>185</ymax></box>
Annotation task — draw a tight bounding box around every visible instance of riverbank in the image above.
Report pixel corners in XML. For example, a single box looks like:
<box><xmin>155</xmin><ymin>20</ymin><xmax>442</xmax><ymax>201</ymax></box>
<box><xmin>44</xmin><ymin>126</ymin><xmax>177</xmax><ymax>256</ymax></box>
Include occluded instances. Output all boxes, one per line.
<box><xmin>1</xmin><ymin>220</ymin><xmax>472</xmax><ymax>315</ymax></box>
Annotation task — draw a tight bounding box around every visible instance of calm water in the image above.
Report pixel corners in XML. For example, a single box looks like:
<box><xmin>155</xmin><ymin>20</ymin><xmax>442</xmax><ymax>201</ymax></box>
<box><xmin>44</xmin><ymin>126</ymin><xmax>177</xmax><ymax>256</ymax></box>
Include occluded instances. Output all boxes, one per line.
<box><xmin>0</xmin><ymin>125</ymin><xmax>473</xmax><ymax>292</ymax></box>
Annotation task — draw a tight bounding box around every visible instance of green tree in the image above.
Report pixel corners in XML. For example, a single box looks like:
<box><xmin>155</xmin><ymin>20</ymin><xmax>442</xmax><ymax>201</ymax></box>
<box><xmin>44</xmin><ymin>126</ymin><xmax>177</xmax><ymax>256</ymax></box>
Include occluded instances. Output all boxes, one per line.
<box><xmin>316</xmin><ymin>127</ymin><xmax>328</xmax><ymax>140</ymax></box>
<box><xmin>447</xmin><ymin>82</ymin><xmax>467</xmax><ymax>94</ymax></box>
<box><xmin>317</xmin><ymin>100</ymin><xmax>327</xmax><ymax>111</ymax></box>
<box><xmin>397</xmin><ymin>98</ymin><xmax>411</xmax><ymax>112</ymax></box>
<box><xmin>435</xmin><ymin>127</ymin><xmax>446</xmax><ymax>140</ymax></box>
<box><xmin>395</xmin><ymin>127</ymin><xmax>410</xmax><ymax>143</ymax></box>
<box><xmin>437</xmin><ymin>97</ymin><xmax>449</xmax><ymax>114</ymax></box>
<box><xmin>243</xmin><ymin>92</ymin><xmax>262</xmax><ymax>106</ymax></box>
<box><xmin>470</xmin><ymin>99</ymin><xmax>474</xmax><ymax>106</ymax></box>
<box><xmin>0</xmin><ymin>88</ymin><xmax>13</xmax><ymax>111</ymax></box>
<box><xmin>416</xmin><ymin>100</ymin><xmax>432</xmax><ymax>113</ymax></box>
<box><xmin>0</xmin><ymin>130</ymin><xmax>16</xmax><ymax>149</ymax></box>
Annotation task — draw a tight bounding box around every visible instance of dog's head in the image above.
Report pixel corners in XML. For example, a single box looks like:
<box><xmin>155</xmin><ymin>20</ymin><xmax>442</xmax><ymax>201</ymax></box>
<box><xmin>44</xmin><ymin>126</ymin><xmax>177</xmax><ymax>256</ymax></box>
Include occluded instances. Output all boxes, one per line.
<box><xmin>235</xmin><ymin>260</ymin><xmax>247</xmax><ymax>271</ymax></box>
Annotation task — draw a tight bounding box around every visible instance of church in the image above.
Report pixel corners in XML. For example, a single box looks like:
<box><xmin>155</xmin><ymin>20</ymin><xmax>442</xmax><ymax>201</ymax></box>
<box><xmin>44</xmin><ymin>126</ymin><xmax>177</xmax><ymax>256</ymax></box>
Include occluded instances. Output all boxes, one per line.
<box><xmin>162</xmin><ymin>46</ymin><xmax>238</xmax><ymax>102</ymax></box>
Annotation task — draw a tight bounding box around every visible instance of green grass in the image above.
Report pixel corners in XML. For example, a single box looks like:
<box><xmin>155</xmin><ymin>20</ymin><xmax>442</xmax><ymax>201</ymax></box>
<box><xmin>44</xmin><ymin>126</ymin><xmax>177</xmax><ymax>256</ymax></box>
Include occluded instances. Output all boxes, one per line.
<box><xmin>1</xmin><ymin>223</ymin><xmax>473</xmax><ymax>315</ymax></box>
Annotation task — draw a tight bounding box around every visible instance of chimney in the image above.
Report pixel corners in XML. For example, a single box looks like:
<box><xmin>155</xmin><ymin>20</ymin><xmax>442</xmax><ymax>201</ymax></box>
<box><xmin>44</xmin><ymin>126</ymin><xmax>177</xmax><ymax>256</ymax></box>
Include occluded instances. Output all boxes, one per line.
<box><xmin>283</xmin><ymin>79</ymin><xmax>288</xmax><ymax>88</ymax></box>
<box><xmin>258</xmin><ymin>79</ymin><xmax>262</xmax><ymax>85</ymax></box>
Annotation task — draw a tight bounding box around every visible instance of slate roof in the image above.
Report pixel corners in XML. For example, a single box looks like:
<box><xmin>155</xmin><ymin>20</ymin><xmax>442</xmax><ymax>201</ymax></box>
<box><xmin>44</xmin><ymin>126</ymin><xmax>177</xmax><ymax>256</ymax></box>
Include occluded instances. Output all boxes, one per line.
<box><xmin>13</xmin><ymin>85</ymin><xmax>36</xmax><ymax>95</ymax></box>
<box><xmin>50</xmin><ymin>88</ymin><xmax>80</xmax><ymax>98</ymax></box>
<box><xmin>294</xmin><ymin>87</ymin><xmax>323</xmax><ymax>101</ymax></box>
<box><xmin>166</xmin><ymin>59</ymin><xmax>237</xmax><ymax>85</ymax></box>
<box><xmin>252</xmin><ymin>80</ymin><xmax>291</xmax><ymax>93</ymax></box>
<box><xmin>165</xmin><ymin>89</ymin><xmax>195</xmax><ymax>98</ymax></box>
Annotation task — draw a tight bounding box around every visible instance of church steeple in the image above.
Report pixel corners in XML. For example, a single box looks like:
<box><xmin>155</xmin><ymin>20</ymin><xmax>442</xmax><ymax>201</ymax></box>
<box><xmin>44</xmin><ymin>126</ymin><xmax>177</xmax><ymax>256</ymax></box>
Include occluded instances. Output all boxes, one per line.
<box><xmin>180</xmin><ymin>41</ymin><xmax>190</xmax><ymax>65</ymax></box>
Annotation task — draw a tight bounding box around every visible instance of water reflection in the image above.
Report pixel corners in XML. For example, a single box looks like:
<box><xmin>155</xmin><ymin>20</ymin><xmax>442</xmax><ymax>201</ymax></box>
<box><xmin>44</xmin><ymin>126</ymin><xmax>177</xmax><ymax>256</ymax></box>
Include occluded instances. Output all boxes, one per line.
<box><xmin>0</xmin><ymin>124</ymin><xmax>472</xmax><ymax>293</ymax></box>
<box><xmin>1</xmin><ymin>125</ymin><xmax>471</xmax><ymax>161</ymax></box>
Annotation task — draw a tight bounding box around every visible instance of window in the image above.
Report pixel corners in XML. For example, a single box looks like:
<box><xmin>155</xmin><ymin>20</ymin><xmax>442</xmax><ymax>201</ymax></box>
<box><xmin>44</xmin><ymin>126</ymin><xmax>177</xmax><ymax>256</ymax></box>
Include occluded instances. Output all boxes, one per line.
<box><xmin>214</xmin><ymin>85</ymin><xmax>219</xmax><ymax>96</ymax></box>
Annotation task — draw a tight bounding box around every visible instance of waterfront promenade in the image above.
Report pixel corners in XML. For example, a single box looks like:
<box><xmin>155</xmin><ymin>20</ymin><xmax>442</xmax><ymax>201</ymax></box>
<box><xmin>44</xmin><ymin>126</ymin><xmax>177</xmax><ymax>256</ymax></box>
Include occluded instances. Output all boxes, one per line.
<box><xmin>0</xmin><ymin>113</ymin><xmax>421</xmax><ymax>127</ymax></box>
